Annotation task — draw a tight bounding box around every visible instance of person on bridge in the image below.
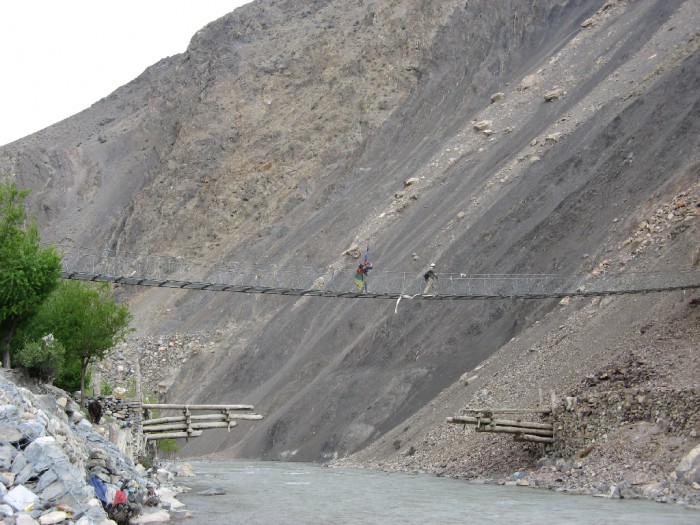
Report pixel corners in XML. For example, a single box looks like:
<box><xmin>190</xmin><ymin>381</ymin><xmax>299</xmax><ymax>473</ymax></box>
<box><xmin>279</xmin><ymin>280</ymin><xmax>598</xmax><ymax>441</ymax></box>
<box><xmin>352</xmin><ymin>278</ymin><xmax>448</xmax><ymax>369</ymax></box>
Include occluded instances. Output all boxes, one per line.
<box><xmin>355</xmin><ymin>262</ymin><xmax>372</xmax><ymax>292</ymax></box>
<box><xmin>423</xmin><ymin>263</ymin><xmax>438</xmax><ymax>295</ymax></box>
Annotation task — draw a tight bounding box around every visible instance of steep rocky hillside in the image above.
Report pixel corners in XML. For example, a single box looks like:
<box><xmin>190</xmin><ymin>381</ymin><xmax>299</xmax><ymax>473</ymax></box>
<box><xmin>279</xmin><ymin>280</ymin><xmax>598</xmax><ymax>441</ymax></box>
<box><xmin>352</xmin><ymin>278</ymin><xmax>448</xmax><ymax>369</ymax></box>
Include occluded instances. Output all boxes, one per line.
<box><xmin>1</xmin><ymin>0</ymin><xmax>698</xmax><ymax>489</ymax></box>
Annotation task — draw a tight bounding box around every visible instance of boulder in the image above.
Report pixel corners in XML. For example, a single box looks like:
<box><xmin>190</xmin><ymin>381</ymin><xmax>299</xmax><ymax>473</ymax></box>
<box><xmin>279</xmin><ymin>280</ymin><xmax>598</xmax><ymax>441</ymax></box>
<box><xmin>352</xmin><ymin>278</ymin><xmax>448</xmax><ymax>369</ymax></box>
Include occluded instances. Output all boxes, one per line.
<box><xmin>11</xmin><ymin>452</ymin><xmax>27</xmax><ymax>475</ymax></box>
<box><xmin>0</xmin><ymin>472</ymin><xmax>14</xmax><ymax>488</ymax></box>
<box><xmin>544</xmin><ymin>88</ymin><xmax>566</xmax><ymax>101</ymax></box>
<box><xmin>675</xmin><ymin>444</ymin><xmax>700</xmax><ymax>485</ymax></box>
<box><xmin>4</xmin><ymin>484</ymin><xmax>38</xmax><ymax>512</ymax></box>
<box><xmin>519</xmin><ymin>73</ymin><xmax>543</xmax><ymax>90</ymax></box>
<box><xmin>37</xmin><ymin>480</ymin><xmax>69</xmax><ymax>503</ymax></box>
<box><xmin>175</xmin><ymin>463</ymin><xmax>195</xmax><ymax>477</ymax></box>
<box><xmin>0</xmin><ymin>424</ymin><xmax>23</xmax><ymax>444</ymax></box>
<box><xmin>131</xmin><ymin>510</ymin><xmax>171</xmax><ymax>523</ymax></box>
<box><xmin>0</xmin><ymin>445</ymin><xmax>14</xmax><ymax>470</ymax></box>
<box><xmin>473</xmin><ymin>120</ymin><xmax>492</xmax><ymax>131</ymax></box>
<box><xmin>607</xmin><ymin>485</ymin><xmax>622</xmax><ymax>498</ymax></box>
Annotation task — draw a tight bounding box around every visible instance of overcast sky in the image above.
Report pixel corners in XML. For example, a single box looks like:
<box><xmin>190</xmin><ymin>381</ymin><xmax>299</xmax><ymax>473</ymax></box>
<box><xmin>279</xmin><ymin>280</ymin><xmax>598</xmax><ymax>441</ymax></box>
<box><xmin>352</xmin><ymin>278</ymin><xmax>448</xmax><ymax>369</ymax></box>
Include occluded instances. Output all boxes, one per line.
<box><xmin>0</xmin><ymin>1</ymin><xmax>251</xmax><ymax>147</ymax></box>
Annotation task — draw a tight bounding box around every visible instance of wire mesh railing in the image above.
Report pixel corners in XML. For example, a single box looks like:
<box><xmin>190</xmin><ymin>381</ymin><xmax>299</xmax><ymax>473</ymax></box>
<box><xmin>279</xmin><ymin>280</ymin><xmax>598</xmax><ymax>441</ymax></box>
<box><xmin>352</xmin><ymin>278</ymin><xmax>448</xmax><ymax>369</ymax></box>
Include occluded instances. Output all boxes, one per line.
<box><xmin>55</xmin><ymin>246</ymin><xmax>700</xmax><ymax>300</ymax></box>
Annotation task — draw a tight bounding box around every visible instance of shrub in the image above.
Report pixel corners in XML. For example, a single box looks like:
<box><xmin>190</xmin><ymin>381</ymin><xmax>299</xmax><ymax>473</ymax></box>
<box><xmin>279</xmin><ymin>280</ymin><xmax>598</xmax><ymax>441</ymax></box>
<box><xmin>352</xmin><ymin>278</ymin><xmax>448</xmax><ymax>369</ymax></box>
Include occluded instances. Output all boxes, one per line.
<box><xmin>100</xmin><ymin>379</ymin><xmax>113</xmax><ymax>396</ymax></box>
<box><xmin>157</xmin><ymin>439</ymin><xmax>179</xmax><ymax>456</ymax></box>
<box><xmin>15</xmin><ymin>335</ymin><xmax>65</xmax><ymax>383</ymax></box>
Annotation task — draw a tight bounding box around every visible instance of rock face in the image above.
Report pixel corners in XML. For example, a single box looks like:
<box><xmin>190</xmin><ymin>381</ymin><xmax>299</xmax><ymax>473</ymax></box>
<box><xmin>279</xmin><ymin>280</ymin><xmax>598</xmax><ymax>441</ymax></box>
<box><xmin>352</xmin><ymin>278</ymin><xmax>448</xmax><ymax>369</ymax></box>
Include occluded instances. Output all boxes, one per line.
<box><xmin>0</xmin><ymin>0</ymin><xmax>699</xmax><ymax>495</ymax></box>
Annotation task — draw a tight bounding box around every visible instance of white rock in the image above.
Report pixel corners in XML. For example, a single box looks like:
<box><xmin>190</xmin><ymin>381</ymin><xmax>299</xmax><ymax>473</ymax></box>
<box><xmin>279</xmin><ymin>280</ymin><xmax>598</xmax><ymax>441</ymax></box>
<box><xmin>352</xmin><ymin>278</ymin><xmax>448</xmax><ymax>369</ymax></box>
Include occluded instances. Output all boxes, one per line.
<box><xmin>175</xmin><ymin>463</ymin><xmax>196</xmax><ymax>477</ymax></box>
<box><xmin>520</xmin><ymin>73</ymin><xmax>543</xmax><ymax>90</ymax></box>
<box><xmin>473</xmin><ymin>120</ymin><xmax>492</xmax><ymax>131</ymax></box>
<box><xmin>675</xmin><ymin>444</ymin><xmax>700</xmax><ymax>485</ymax></box>
<box><xmin>130</xmin><ymin>510</ymin><xmax>171</xmax><ymax>523</ymax></box>
<box><xmin>4</xmin><ymin>485</ymin><xmax>38</xmax><ymax>511</ymax></box>
<box><xmin>15</xmin><ymin>514</ymin><xmax>39</xmax><ymax>525</ymax></box>
<box><xmin>77</xmin><ymin>419</ymin><xmax>93</xmax><ymax>429</ymax></box>
<box><xmin>155</xmin><ymin>468</ymin><xmax>174</xmax><ymax>483</ymax></box>
<box><xmin>544</xmin><ymin>88</ymin><xmax>566</xmax><ymax>101</ymax></box>
<box><xmin>38</xmin><ymin>510</ymin><xmax>68</xmax><ymax>524</ymax></box>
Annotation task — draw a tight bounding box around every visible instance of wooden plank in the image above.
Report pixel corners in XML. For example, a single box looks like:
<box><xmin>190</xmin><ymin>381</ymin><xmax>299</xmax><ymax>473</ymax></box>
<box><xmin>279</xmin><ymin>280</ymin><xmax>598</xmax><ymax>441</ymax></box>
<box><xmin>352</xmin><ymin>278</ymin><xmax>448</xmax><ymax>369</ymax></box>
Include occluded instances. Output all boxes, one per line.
<box><xmin>474</xmin><ymin>425</ymin><xmax>553</xmax><ymax>437</ymax></box>
<box><xmin>142</xmin><ymin>421</ymin><xmax>237</xmax><ymax>433</ymax></box>
<box><xmin>144</xmin><ymin>431</ymin><xmax>203</xmax><ymax>440</ymax></box>
<box><xmin>141</xmin><ymin>403</ymin><xmax>255</xmax><ymax>411</ymax></box>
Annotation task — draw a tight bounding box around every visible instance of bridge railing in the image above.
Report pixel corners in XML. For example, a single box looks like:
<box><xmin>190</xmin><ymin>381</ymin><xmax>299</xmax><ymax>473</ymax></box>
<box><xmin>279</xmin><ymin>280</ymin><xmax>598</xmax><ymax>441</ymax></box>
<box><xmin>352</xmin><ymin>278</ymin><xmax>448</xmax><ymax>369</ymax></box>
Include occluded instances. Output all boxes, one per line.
<box><xmin>55</xmin><ymin>246</ymin><xmax>700</xmax><ymax>299</ymax></box>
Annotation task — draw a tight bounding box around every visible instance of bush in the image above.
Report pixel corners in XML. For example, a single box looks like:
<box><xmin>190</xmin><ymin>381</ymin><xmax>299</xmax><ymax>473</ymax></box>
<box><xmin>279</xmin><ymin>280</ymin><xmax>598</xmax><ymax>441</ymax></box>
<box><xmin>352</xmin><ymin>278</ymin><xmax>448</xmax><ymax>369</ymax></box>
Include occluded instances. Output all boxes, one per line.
<box><xmin>15</xmin><ymin>336</ymin><xmax>65</xmax><ymax>383</ymax></box>
<box><xmin>125</xmin><ymin>377</ymin><xmax>137</xmax><ymax>398</ymax></box>
<box><xmin>157</xmin><ymin>439</ymin><xmax>179</xmax><ymax>456</ymax></box>
<box><xmin>100</xmin><ymin>379</ymin><xmax>113</xmax><ymax>396</ymax></box>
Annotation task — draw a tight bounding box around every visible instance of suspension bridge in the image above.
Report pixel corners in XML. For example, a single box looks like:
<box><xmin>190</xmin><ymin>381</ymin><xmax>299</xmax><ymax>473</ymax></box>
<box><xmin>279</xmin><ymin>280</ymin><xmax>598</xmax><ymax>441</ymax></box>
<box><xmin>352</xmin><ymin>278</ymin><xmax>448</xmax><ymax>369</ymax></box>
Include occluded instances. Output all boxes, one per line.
<box><xmin>56</xmin><ymin>246</ymin><xmax>700</xmax><ymax>301</ymax></box>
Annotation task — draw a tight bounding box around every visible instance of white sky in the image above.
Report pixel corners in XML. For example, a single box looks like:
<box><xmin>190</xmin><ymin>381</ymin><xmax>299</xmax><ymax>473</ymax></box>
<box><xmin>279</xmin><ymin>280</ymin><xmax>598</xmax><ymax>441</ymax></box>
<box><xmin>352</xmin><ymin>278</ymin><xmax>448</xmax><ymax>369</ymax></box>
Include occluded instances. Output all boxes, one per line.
<box><xmin>0</xmin><ymin>1</ymin><xmax>251</xmax><ymax>147</ymax></box>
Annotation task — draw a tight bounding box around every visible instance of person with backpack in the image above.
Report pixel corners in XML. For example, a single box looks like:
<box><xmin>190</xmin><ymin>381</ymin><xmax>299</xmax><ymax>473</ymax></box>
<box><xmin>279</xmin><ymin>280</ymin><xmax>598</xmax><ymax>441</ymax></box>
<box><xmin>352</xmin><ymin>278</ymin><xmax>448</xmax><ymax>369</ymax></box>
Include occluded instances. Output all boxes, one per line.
<box><xmin>423</xmin><ymin>263</ymin><xmax>438</xmax><ymax>295</ymax></box>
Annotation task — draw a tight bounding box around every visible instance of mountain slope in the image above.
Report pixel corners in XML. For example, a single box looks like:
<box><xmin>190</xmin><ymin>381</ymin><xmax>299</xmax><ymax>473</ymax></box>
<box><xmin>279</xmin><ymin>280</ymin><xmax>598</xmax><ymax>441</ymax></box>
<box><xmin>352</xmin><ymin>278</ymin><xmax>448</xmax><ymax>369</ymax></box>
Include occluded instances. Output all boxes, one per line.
<box><xmin>1</xmin><ymin>0</ymin><xmax>698</xmax><ymax>474</ymax></box>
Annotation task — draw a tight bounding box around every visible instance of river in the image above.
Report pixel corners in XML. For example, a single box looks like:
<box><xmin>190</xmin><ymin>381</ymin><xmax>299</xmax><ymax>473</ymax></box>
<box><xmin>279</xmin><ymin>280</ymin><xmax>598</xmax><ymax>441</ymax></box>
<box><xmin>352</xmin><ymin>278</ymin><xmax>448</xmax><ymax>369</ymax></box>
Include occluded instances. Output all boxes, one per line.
<box><xmin>174</xmin><ymin>460</ymin><xmax>697</xmax><ymax>524</ymax></box>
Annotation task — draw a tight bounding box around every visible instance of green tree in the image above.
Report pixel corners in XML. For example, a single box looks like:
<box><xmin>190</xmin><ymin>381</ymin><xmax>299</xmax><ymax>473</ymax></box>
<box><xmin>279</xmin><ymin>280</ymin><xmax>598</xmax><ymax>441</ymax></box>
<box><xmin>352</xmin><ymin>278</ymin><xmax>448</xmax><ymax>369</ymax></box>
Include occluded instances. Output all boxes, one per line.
<box><xmin>0</xmin><ymin>177</ymin><xmax>62</xmax><ymax>369</ymax></box>
<box><xmin>26</xmin><ymin>280</ymin><xmax>132</xmax><ymax>404</ymax></box>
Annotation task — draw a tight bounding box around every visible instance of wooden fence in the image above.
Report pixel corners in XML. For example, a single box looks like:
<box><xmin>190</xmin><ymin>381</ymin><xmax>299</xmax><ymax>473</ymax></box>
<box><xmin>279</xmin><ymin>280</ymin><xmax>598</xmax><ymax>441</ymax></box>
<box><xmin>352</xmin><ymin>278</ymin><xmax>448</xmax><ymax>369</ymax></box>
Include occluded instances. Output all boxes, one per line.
<box><xmin>141</xmin><ymin>403</ymin><xmax>263</xmax><ymax>441</ymax></box>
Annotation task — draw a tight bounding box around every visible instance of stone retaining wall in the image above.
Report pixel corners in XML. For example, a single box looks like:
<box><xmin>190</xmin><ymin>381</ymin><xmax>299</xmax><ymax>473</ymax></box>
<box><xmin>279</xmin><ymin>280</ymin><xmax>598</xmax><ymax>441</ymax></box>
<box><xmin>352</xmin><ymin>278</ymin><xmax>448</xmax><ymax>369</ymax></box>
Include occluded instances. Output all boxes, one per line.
<box><xmin>553</xmin><ymin>386</ymin><xmax>699</xmax><ymax>458</ymax></box>
<box><xmin>82</xmin><ymin>395</ymin><xmax>142</xmax><ymax>425</ymax></box>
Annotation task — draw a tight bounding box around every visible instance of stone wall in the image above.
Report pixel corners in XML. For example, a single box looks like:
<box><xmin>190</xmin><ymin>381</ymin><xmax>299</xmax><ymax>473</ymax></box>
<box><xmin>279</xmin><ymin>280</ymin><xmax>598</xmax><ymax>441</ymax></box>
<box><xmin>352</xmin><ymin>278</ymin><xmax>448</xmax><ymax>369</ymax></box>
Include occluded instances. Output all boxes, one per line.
<box><xmin>80</xmin><ymin>395</ymin><xmax>146</xmax><ymax>461</ymax></box>
<box><xmin>553</xmin><ymin>386</ymin><xmax>699</xmax><ymax>458</ymax></box>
